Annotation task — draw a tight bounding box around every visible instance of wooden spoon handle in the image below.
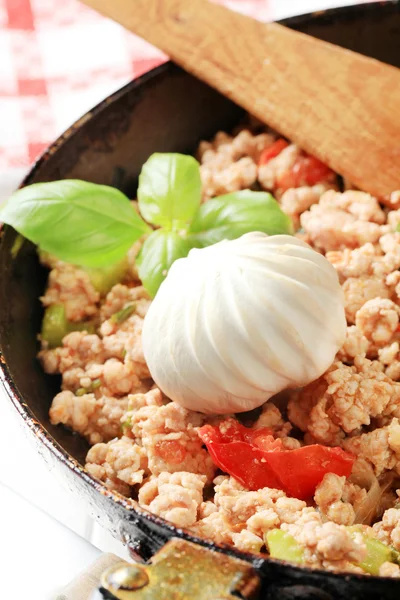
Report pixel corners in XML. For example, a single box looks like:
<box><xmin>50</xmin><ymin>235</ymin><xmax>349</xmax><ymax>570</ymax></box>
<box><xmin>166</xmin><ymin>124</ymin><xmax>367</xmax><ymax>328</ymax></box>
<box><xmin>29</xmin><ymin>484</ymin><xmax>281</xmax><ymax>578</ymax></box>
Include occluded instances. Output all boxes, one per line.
<box><xmin>81</xmin><ymin>0</ymin><xmax>400</xmax><ymax>197</ymax></box>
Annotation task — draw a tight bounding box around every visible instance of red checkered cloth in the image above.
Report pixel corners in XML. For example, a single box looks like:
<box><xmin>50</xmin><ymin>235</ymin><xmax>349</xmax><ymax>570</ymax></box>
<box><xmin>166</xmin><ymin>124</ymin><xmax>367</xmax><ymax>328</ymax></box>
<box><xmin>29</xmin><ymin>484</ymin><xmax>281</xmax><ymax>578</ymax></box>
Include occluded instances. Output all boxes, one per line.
<box><xmin>0</xmin><ymin>0</ymin><xmax>369</xmax><ymax>201</ymax></box>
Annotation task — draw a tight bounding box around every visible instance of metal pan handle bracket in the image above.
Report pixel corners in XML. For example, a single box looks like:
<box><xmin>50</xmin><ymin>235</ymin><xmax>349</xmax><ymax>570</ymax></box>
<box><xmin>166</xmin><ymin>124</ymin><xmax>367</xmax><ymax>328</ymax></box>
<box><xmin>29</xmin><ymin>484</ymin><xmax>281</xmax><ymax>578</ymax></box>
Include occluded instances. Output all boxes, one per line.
<box><xmin>91</xmin><ymin>537</ymin><xmax>261</xmax><ymax>600</ymax></box>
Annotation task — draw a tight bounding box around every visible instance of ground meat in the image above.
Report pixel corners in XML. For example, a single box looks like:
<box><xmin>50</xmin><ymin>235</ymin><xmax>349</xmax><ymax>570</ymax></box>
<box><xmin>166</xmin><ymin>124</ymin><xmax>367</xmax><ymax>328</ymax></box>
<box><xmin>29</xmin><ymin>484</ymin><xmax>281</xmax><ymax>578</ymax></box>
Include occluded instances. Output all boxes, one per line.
<box><xmin>373</xmin><ymin>508</ymin><xmax>400</xmax><ymax>551</ymax></box>
<box><xmin>343</xmin><ymin>419</ymin><xmax>400</xmax><ymax>476</ymax></box>
<box><xmin>99</xmin><ymin>312</ymin><xmax>150</xmax><ymax>381</ymax></box>
<box><xmin>322</xmin><ymin>190</ymin><xmax>386</xmax><ymax>224</ymax></box>
<box><xmin>86</xmin><ymin>358</ymin><xmax>143</xmax><ymax>396</ymax></box>
<box><xmin>386</xmin><ymin>271</ymin><xmax>400</xmax><ymax>304</ymax></box>
<box><xmin>231</xmin><ymin>530</ymin><xmax>264</xmax><ymax>553</ymax></box>
<box><xmin>192</xmin><ymin>475</ymin><xmax>333</xmax><ymax>550</ymax></box>
<box><xmin>201</xmin><ymin>476</ymin><xmax>324</xmax><ymax>546</ymax></box>
<box><xmin>301</xmin><ymin>191</ymin><xmax>383</xmax><ymax>253</ymax></box>
<box><xmin>122</xmin><ymin>387</ymin><xmax>165</xmax><ymax>430</ymax></box>
<box><xmin>280</xmin><ymin>183</ymin><xmax>333</xmax><ymax>229</ymax></box>
<box><xmin>282</xmin><ymin>509</ymin><xmax>367</xmax><ymax>571</ymax></box>
<box><xmin>251</xmin><ymin>403</ymin><xmax>291</xmax><ymax>436</ymax></box>
<box><xmin>99</xmin><ymin>284</ymin><xmax>150</xmax><ymax>321</ymax></box>
<box><xmin>336</xmin><ymin>326</ymin><xmax>369</xmax><ymax>363</ymax></box>
<box><xmin>129</xmin><ymin>402</ymin><xmax>216</xmax><ymax>482</ymax></box>
<box><xmin>138</xmin><ymin>471</ymin><xmax>206</xmax><ymax>528</ymax></box>
<box><xmin>39</xmin><ymin>332</ymin><xmax>106</xmax><ymax>374</ymax></box>
<box><xmin>128</xmin><ymin>387</ymin><xmax>164</xmax><ymax>411</ymax></box>
<box><xmin>233</xmin><ymin>130</ymin><xmax>276</xmax><ymax>162</ymax></box>
<box><xmin>190</xmin><ymin>511</ymin><xmax>236</xmax><ymax>545</ymax></box>
<box><xmin>124</xmin><ymin>319</ymin><xmax>151</xmax><ymax>380</ymax></box>
<box><xmin>342</xmin><ymin>277</ymin><xmax>390</xmax><ymax>324</ymax></box>
<box><xmin>326</xmin><ymin>243</ymin><xmax>378</xmax><ymax>283</ymax></box>
<box><xmin>49</xmin><ymin>391</ymin><xmax>129</xmax><ymax>444</ymax></box>
<box><xmin>213</xmin><ymin>475</ymin><xmax>286</xmax><ymax>526</ymax></box>
<box><xmin>379</xmin><ymin>562</ymin><xmax>400</xmax><ymax>577</ymax></box>
<box><xmin>86</xmin><ymin>436</ymin><xmax>148</xmax><ymax>493</ymax></box>
<box><xmin>198</xmin><ymin>129</ymin><xmax>266</xmax><ymax>200</ymax></box>
<box><xmin>314</xmin><ymin>474</ymin><xmax>356</xmax><ymax>526</ymax></box>
<box><xmin>355</xmin><ymin>298</ymin><xmax>400</xmax><ymax>347</ymax></box>
<box><xmin>327</xmin><ymin>238</ymin><xmax>400</xmax><ymax>289</ymax></box>
<box><xmin>287</xmin><ymin>377</ymin><xmax>328</xmax><ymax>434</ymax></box>
<box><xmin>41</xmin><ymin>262</ymin><xmax>99</xmax><ymax>322</ymax></box>
<box><xmin>246</xmin><ymin>508</ymin><xmax>281</xmax><ymax>537</ymax></box>
<box><xmin>61</xmin><ymin>362</ymin><xmax>150</xmax><ymax>399</ymax></box>
<box><xmin>379</xmin><ymin>343</ymin><xmax>400</xmax><ymax>381</ymax></box>
<box><xmin>288</xmin><ymin>358</ymin><xmax>400</xmax><ymax>445</ymax></box>
<box><xmin>202</xmin><ymin>157</ymin><xmax>257</xmax><ymax>200</ymax></box>
<box><xmin>198</xmin><ymin>129</ymin><xmax>275</xmax><ymax>166</ymax></box>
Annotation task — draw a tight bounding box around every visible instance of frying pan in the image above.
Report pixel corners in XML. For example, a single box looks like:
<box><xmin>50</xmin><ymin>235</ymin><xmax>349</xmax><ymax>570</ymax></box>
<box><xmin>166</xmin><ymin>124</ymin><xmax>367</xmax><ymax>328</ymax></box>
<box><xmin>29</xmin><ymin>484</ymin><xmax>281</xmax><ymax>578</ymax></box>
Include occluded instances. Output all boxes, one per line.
<box><xmin>1</xmin><ymin>3</ymin><xmax>400</xmax><ymax>598</ymax></box>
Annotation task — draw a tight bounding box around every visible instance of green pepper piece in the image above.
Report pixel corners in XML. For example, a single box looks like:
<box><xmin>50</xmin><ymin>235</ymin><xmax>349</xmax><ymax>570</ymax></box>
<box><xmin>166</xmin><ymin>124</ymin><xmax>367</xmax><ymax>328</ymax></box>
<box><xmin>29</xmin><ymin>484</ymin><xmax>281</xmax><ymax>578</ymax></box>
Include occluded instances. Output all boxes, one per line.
<box><xmin>110</xmin><ymin>302</ymin><xmax>136</xmax><ymax>325</ymax></box>
<box><xmin>361</xmin><ymin>537</ymin><xmax>395</xmax><ymax>575</ymax></box>
<box><xmin>265</xmin><ymin>529</ymin><xmax>304</xmax><ymax>564</ymax></box>
<box><xmin>68</xmin><ymin>320</ymin><xmax>96</xmax><ymax>335</ymax></box>
<box><xmin>348</xmin><ymin>528</ymin><xmax>395</xmax><ymax>575</ymax></box>
<box><xmin>41</xmin><ymin>304</ymin><xmax>69</xmax><ymax>349</ymax></box>
<box><xmin>86</xmin><ymin>258</ymin><xmax>128</xmax><ymax>296</ymax></box>
<box><xmin>41</xmin><ymin>304</ymin><xmax>97</xmax><ymax>349</ymax></box>
<box><xmin>121</xmin><ymin>415</ymin><xmax>133</xmax><ymax>433</ymax></box>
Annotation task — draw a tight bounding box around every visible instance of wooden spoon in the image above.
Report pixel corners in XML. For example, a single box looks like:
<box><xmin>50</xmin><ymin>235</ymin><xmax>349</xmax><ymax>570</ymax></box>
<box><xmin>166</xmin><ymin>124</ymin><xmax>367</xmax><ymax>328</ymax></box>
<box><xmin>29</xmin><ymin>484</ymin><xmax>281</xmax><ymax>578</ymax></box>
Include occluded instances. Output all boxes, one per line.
<box><xmin>81</xmin><ymin>0</ymin><xmax>400</xmax><ymax>198</ymax></box>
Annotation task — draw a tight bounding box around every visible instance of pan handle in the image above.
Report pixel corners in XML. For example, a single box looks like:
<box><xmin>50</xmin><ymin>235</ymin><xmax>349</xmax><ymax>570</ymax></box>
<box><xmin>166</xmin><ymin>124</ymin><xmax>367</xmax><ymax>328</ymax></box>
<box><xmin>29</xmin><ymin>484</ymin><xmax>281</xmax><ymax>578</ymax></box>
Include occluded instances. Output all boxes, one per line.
<box><xmin>89</xmin><ymin>537</ymin><xmax>261</xmax><ymax>599</ymax></box>
<box><xmin>56</xmin><ymin>538</ymin><xmax>335</xmax><ymax>600</ymax></box>
<box><xmin>55</xmin><ymin>537</ymin><xmax>260</xmax><ymax>600</ymax></box>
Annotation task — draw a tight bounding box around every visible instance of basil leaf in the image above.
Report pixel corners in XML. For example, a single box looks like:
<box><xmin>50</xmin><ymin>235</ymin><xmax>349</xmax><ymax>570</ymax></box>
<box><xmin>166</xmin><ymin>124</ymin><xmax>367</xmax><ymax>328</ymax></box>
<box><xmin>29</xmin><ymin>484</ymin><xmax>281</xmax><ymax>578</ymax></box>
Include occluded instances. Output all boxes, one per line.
<box><xmin>0</xmin><ymin>180</ymin><xmax>150</xmax><ymax>268</ymax></box>
<box><xmin>137</xmin><ymin>153</ymin><xmax>201</xmax><ymax>229</ymax></box>
<box><xmin>188</xmin><ymin>190</ymin><xmax>293</xmax><ymax>247</ymax></box>
<box><xmin>137</xmin><ymin>229</ymin><xmax>192</xmax><ymax>297</ymax></box>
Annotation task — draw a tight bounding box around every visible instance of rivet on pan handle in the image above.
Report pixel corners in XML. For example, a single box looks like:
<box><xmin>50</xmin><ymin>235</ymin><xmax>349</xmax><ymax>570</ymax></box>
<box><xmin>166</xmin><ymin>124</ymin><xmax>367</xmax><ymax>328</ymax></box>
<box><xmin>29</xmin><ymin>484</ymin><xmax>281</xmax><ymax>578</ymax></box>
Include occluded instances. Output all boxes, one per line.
<box><xmin>90</xmin><ymin>538</ymin><xmax>261</xmax><ymax>600</ymax></box>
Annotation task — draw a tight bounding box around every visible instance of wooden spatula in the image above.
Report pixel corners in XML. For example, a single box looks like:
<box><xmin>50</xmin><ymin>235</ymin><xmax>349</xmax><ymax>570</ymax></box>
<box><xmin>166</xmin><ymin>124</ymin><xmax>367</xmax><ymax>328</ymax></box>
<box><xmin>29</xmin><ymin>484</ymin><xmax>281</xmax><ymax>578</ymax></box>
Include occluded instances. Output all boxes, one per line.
<box><xmin>81</xmin><ymin>0</ymin><xmax>400</xmax><ymax>198</ymax></box>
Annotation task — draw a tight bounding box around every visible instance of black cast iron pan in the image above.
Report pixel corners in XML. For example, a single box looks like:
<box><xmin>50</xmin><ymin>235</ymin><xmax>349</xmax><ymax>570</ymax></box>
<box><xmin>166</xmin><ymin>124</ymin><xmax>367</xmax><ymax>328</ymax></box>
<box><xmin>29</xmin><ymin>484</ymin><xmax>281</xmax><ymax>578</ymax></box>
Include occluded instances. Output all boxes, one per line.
<box><xmin>1</xmin><ymin>3</ymin><xmax>400</xmax><ymax>598</ymax></box>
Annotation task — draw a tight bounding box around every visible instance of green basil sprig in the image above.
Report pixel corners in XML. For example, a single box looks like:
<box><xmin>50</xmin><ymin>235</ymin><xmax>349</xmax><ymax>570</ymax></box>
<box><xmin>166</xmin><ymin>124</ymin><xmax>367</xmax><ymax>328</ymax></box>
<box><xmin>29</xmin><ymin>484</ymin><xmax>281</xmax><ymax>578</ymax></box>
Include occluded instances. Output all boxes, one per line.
<box><xmin>189</xmin><ymin>190</ymin><xmax>293</xmax><ymax>248</ymax></box>
<box><xmin>136</xmin><ymin>230</ymin><xmax>193</xmax><ymax>298</ymax></box>
<box><xmin>0</xmin><ymin>153</ymin><xmax>293</xmax><ymax>297</ymax></box>
<box><xmin>138</xmin><ymin>153</ymin><xmax>201</xmax><ymax>229</ymax></box>
<box><xmin>0</xmin><ymin>180</ymin><xmax>150</xmax><ymax>268</ymax></box>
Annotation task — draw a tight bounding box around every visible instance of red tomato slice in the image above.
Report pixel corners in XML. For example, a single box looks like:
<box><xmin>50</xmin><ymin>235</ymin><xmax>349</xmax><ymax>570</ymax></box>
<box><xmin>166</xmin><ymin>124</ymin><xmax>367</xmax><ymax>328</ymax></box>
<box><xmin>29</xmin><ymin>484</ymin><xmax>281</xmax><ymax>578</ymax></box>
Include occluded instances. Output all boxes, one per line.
<box><xmin>277</xmin><ymin>155</ymin><xmax>334</xmax><ymax>191</ymax></box>
<box><xmin>205</xmin><ymin>440</ymin><xmax>284</xmax><ymax>491</ymax></box>
<box><xmin>258</xmin><ymin>139</ymin><xmax>289</xmax><ymax>166</ymax></box>
<box><xmin>198</xmin><ymin>423</ymin><xmax>355</xmax><ymax>500</ymax></box>
<box><xmin>264</xmin><ymin>445</ymin><xmax>355</xmax><ymax>500</ymax></box>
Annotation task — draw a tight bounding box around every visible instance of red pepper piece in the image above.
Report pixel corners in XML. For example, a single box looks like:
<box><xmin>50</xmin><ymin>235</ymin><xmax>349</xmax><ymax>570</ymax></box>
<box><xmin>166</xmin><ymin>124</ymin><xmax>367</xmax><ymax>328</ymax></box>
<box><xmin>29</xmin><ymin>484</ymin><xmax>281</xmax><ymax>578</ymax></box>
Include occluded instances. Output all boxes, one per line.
<box><xmin>198</xmin><ymin>422</ymin><xmax>355</xmax><ymax>500</ymax></box>
<box><xmin>204</xmin><ymin>440</ymin><xmax>284</xmax><ymax>491</ymax></box>
<box><xmin>265</xmin><ymin>445</ymin><xmax>355</xmax><ymax>500</ymax></box>
<box><xmin>258</xmin><ymin>139</ymin><xmax>289</xmax><ymax>165</ymax></box>
<box><xmin>277</xmin><ymin>155</ymin><xmax>334</xmax><ymax>190</ymax></box>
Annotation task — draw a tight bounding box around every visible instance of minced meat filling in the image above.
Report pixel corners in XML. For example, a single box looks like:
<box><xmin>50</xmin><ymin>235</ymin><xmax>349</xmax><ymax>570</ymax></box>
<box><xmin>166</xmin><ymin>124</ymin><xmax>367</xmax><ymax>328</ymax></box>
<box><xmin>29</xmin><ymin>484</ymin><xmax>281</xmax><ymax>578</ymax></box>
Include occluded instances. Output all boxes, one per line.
<box><xmin>38</xmin><ymin>123</ymin><xmax>400</xmax><ymax>576</ymax></box>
